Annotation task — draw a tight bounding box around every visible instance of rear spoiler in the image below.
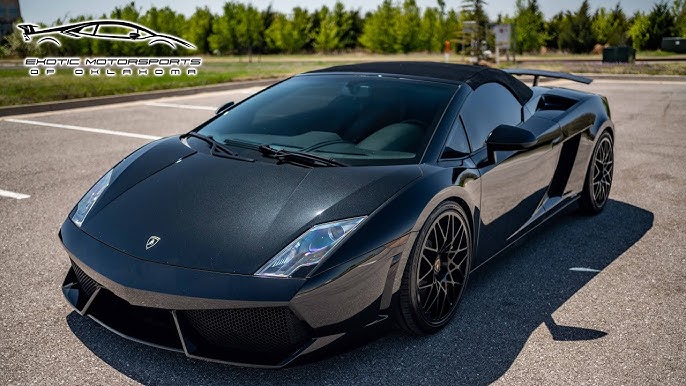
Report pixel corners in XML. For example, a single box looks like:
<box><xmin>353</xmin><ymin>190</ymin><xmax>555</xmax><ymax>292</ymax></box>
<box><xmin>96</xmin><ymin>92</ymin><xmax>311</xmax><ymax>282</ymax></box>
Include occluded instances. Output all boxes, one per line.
<box><xmin>504</xmin><ymin>69</ymin><xmax>593</xmax><ymax>86</ymax></box>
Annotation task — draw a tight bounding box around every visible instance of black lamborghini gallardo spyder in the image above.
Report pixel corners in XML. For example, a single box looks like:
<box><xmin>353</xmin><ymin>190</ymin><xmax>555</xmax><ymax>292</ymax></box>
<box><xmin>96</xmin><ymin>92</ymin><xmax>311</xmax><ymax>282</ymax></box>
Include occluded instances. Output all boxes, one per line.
<box><xmin>60</xmin><ymin>62</ymin><xmax>614</xmax><ymax>367</ymax></box>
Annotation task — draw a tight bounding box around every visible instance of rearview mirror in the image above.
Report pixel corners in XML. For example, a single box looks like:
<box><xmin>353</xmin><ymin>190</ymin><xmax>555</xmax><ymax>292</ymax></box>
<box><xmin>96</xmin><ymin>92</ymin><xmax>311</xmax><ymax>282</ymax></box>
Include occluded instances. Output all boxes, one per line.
<box><xmin>216</xmin><ymin>101</ymin><xmax>235</xmax><ymax>115</ymax></box>
<box><xmin>485</xmin><ymin>124</ymin><xmax>537</xmax><ymax>163</ymax></box>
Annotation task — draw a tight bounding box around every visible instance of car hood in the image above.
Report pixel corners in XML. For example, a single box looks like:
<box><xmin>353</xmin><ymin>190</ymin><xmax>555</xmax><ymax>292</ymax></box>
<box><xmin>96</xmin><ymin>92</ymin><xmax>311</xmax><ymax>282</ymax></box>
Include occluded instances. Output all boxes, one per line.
<box><xmin>79</xmin><ymin>137</ymin><xmax>421</xmax><ymax>274</ymax></box>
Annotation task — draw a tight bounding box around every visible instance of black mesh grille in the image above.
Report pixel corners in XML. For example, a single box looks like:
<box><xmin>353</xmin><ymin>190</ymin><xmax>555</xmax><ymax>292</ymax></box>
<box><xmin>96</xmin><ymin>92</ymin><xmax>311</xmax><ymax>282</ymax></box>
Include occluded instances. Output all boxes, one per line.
<box><xmin>183</xmin><ymin>307</ymin><xmax>310</xmax><ymax>354</ymax></box>
<box><xmin>71</xmin><ymin>262</ymin><xmax>100</xmax><ymax>297</ymax></box>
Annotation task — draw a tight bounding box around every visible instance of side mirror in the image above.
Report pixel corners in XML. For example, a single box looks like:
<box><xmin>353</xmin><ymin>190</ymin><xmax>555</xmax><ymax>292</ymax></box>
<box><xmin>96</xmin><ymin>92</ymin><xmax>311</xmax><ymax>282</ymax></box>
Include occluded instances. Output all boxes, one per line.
<box><xmin>215</xmin><ymin>101</ymin><xmax>235</xmax><ymax>115</ymax></box>
<box><xmin>485</xmin><ymin>124</ymin><xmax>537</xmax><ymax>164</ymax></box>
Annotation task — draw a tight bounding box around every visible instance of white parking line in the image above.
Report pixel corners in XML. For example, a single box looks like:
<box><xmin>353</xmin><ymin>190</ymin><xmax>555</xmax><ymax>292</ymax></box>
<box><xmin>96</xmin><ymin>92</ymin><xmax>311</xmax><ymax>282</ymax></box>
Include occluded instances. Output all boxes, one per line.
<box><xmin>569</xmin><ymin>267</ymin><xmax>601</xmax><ymax>273</ymax></box>
<box><xmin>0</xmin><ymin>189</ymin><xmax>30</xmax><ymax>200</ymax></box>
<box><xmin>3</xmin><ymin>118</ymin><xmax>161</xmax><ymax>140</ymax></box>
<box><xmin>144</xmin><ymin>102</ymin><xmax>217</xmax><ymax>111</ymax></box>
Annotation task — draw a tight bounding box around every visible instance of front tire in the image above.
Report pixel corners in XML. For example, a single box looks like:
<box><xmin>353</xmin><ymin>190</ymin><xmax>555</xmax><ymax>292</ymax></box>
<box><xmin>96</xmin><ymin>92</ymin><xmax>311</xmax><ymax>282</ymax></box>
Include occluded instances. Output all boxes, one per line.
<box><xmin>395</xmin><ymin>202</ymin><xmax>472</xmax><ymax>335</ymax></box>
<box><xmin>580</xmin><ymin>131</ymin><xmax>614</xmax><ymax>214</ymax></box>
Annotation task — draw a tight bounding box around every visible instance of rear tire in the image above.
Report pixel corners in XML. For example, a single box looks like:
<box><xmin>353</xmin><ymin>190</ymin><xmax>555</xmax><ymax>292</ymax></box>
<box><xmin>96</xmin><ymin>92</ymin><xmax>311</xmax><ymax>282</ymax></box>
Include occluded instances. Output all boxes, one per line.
<box><xmin>395</xmin><ymin>202</ymin><xmax>472</xmax><ymax>335</ymax></box>
<box><xmin>580</xmin><ymin>131</ymin><xmax>614</xmax><ymax>214</ymax></box>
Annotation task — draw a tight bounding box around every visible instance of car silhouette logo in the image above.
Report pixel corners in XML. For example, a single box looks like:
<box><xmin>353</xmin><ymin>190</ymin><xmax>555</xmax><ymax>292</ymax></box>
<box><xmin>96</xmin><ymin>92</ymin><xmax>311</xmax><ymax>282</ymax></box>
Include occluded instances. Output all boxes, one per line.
<box><xmin>145</xmin><ymin>236</ymin><xmax>161</xmax><ymax>250</ymax></box>
<box><xmin>17</xmin><ymin>19</ymin><xmax>195</xmax><ymax>50</ymax></box>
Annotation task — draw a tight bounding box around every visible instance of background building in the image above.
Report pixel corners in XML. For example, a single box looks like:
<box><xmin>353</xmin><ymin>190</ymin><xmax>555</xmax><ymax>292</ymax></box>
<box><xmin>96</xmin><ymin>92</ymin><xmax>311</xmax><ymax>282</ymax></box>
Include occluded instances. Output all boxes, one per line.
<box><xmin>0</xmin><ymin>0</ymin><xmax>21</xmax><ymax>36</ymax></box>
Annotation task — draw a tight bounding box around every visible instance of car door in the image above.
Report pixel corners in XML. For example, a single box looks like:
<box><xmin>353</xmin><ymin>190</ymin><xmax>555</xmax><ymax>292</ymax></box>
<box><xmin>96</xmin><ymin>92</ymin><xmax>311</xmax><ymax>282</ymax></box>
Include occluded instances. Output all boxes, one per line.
<box><xmin>462</xmin><ymin>83</ymin><xmax>559</xmax><ymax>264</ymax></box>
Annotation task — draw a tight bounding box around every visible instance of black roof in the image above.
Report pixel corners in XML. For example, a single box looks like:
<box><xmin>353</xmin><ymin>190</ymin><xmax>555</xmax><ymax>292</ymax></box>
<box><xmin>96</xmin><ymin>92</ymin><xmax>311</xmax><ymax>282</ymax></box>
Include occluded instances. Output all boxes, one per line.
<box><xmin>307</xmin><ymin>61</ymin><xmax>533</xmax><ymax>104</ymax></box>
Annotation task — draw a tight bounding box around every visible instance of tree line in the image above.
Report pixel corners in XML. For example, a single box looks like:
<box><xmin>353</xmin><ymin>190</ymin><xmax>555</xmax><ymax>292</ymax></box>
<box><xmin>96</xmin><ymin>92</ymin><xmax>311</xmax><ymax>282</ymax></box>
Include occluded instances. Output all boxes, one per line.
<box><xmin>508</xmin><ymin>0</ymin><xmax>686</xmax><ymax>54</ymax></box>
<box><xmin>2</xmin><ymin>0</ymin><xmax>686</xmax><ymax>58</ymax></box>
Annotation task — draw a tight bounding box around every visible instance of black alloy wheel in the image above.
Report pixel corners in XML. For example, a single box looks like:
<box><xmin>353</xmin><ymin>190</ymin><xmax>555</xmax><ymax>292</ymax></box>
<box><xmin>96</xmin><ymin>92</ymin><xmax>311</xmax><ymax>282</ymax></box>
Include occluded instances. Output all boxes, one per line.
<box><xmin>396</xmin><ymin>202</ymin><xmax>472</xmax><ymax>334</ymax></box>
<box><xmin>581</xmin><ymin>131</ymin><xmax>614</xmax><ymax>214</ymax></box>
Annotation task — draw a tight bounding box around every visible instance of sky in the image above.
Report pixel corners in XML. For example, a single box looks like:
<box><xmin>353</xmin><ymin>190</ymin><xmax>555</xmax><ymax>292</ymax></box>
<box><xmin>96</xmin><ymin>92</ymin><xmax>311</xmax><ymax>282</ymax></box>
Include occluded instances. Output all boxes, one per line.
<box><xmin>19</xmin><ymin>0</ymin><xmax>656</xmax><ymax>24</ymax></box>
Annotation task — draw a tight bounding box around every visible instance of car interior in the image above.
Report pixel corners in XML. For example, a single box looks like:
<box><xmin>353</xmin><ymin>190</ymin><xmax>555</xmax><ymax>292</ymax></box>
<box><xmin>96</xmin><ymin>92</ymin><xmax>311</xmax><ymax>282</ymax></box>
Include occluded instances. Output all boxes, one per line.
<box><xmin>208</xmin><ymin>76</ymin><xmax>456</xmax><ymax>161</ymax></box>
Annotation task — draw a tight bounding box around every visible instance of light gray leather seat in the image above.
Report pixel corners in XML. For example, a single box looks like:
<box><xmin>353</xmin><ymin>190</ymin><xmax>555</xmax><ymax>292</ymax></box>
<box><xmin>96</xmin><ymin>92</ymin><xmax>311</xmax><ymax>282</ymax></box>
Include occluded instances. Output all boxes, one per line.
<box><xmin>357</xmin><ymin>122</ymin><xmax>423</xmax><ymax>153</ymax></box>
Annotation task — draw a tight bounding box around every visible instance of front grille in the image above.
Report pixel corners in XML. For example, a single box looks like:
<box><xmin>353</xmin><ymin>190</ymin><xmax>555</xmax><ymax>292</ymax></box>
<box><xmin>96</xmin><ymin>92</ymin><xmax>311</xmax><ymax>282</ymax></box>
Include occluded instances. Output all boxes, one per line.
<box><xmin>182</xmin><ymin>307</ymin><xmax>310</xmax><ymax>354</ymax></box>
<box><xmin>71</xmin><ymin>261</ymin><xmax>100</xmax><ymax>297</ymax></box>
<box><xmin>86</xmin><ymin>288</ymin><xmax>184</xmax><ymax>351</ymax></box>
<box><xmin>65</xmin><ymin>261</ymin><xmax>311</xmax><ymax>363</ymax></box>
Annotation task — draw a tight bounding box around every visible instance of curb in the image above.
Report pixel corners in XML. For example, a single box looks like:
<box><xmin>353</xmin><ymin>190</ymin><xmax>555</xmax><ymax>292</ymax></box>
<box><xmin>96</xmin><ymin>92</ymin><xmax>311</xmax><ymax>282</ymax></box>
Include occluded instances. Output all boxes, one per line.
<box><xmin>0</xmin><ymin>78</ymin><xmax>282</xmax><ymax>117</ymax></box>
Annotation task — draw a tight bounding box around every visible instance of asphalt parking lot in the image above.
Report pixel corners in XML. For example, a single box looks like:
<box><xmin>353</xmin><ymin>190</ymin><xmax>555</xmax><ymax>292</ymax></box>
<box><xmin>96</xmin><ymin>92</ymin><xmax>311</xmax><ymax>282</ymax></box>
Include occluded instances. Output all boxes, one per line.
<box><xmin>1</xmin><ymin>78</ymin><xmax>684</xmax><ymax>385</ymax></box>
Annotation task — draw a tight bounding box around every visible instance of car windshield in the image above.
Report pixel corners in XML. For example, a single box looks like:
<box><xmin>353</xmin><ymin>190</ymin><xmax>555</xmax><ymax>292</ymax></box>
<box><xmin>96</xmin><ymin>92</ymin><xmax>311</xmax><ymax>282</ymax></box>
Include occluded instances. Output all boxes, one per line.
<box><xmin>197</xmin><ymin>74</ymin><xmax>459</xmax><ymax>166</ymax></box>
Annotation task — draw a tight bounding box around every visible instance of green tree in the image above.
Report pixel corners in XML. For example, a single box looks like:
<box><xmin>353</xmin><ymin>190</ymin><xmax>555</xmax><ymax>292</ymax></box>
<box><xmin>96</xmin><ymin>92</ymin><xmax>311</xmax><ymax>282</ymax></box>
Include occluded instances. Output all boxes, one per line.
<box><xmin>545</xmin><ymin>11</ymin><xmax>565</xmax><ymax>49</ymax></box>
<box><xmin>311</xmin><ymin>2</ymin><xmax>358</xmax><ymax>53</ymax></box>
<box><xmin>208</xmin><ymin>2</ymin><xmax>241</xmax><ymax>55</ymax></box>
<box><xmin>110</xmin><ymin>1</ymin><xmax>147</xmax><ymax>55</ymax></box>
<box><xmin>89</xmin><ymin>13</ymin><xmax>113</xmax><ymax>56</ymax></box>
<box><xmin>261</xmin><ymin>5</ymin><xmax>277</xmax><ymax>40</ymax></box>
<box><xmin>591</xmin><ymin>3</ymin><xmax>629</xmax><ymax>46</ymax></box>
<box><xmin>5</xmin><ymin>19</ymin><xmax>44</xmax><ymax>57</ymax></box>
<box><xmin>236</xmin><ymin>4</ymin><xmax>264</xmax><ymax>59</ymax></box>
<box><xmin>675</xmin><ymin>0</ymin><xmax>686</xmax><ymax>36</ymax></box>
<box><xmin>513</xmin><ymin>0</ymin><xmax>547</xmax><ymax>53</ymax></box>
<box><xmin>264</xmin><ymin>14</ymin><xmax>287</xmax><ymax>53</ymax></box>
<box><xmin>558</xmin><ymin>0</ymin><xmax>595</xmax><ymax>53</ymax></box>
<box><xmin>141</xmin><ymin>6</ymin><xmax>187</xmax><ymax>56</ymax></box>
<box><xmin>359</xmin><ymin>0</ymin><xmax>400</xmax><ymax>53</ymax></box>
<box><xmin>628</xmin><ymin>11</ymin><xmax>651</xmax><ymax>50</ymax></box>
<box><xmin>420</xmin><ymin>7</ymin><xmax>442</xmax><ymax>52</ymax></box>
<box><xmin>207</xmin><ymin>2</ymin><xmax>264</xmax><ymax>57</ymax></box>
<box><xmin>393</xmin><ymin>0</ymin><xmax>422</xmax><ymax>53</ymax></box>
<box><xmin>330</xmin><ymin>2</ymin><xmax>361</xmax><ymax>49</ymax></box>
<box><xmin>645</xmin><ymin>1</ymin><xmax>675</xmax><ymax>49</ymax></box>
<box><xmin>58</xmin><ymin>15</ymin><xmax>91</xmax><ymax>56</ymax></box>
<box><xmin>436</xmin><ymin>0</ymin><xmax>461</xmax><ymax>48</ymax></box>
<box><xmin>185</xmin><ymin>7</ymin><xmax>214</xmax><ymax>53</ymax></box>
<box><xmin>265</xmin><ymin>8</ymin><xmax>310</xmax><ymax>53</ymax></box>
<box><xmin>444</xmin><ymin>9</ymin><xmax>462</xmax><ymax>52</ymax></box>
<box><xmin>609</xmin><ymin>4</ymin><xmax>629</xmax><ymax>45</ymax></box>
<box><xmin>592</xmin><ymin>7</ymin><xmax>611</xmax><ymax>44</ymax></box>
<box><xmin>312</xmin><ymin>6</ymin><xmax>341</xmax><ymax>53</ymax></box>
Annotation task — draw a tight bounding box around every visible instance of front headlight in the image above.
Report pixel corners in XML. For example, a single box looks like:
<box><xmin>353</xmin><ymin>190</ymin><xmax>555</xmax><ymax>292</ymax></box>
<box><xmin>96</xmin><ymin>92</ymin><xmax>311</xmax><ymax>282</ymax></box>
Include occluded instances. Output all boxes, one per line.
<box><xmin>71</xmin><ymin>169</ymin><xmax>113</xmax><ymax>227</ymax></box>
<box><xmin>255</xmin><ymin>216</ymin><xmax>366</xmax><ymax>278</ymax></box>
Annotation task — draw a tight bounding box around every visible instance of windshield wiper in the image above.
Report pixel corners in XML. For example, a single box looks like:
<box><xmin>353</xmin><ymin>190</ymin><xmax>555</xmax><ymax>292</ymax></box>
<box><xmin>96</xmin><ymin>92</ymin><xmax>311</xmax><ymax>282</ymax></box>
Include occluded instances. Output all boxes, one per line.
<box><xmin>182</xmin><ymin>132</ymin><xmax>254</xmax><ymax>162</ymax></box>
<box><xmin>183</xmin><ymin>131</ymin><xmax>236</xmax><ymax>155</ymax></box>
<box><xmin>258</xmin><ymin>144</ymin><xmax>347</xmax><ymax>167</ymax></box>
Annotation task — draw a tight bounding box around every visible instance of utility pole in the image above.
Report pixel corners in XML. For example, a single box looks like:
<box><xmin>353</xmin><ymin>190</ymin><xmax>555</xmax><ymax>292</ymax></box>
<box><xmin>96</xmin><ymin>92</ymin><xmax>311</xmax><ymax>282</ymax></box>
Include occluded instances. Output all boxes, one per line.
<box><xmin>463</xmin><ymin>21</ymin><xmax>477</xmax><ymax>64</ymax></box>
<box><xmin>513</xmin><ymin>22</ymin><xmax>517</xmax><ymax>65</ymax></box>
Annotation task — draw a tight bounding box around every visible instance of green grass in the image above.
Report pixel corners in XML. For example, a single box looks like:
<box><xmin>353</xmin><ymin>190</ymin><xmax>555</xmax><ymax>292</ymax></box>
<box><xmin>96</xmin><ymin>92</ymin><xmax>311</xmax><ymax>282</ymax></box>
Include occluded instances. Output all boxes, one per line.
<box><xmin>0</xmin><ymin>59</ymin><xmax>357</xmax><ymax>106</ymax></box>
<box><xmin>636</xmin><ymin>49</ymin><xmax>686</xmax><ymax>57</ymax></box>
<box><xmin>2</xmin><ymin>53</ymin><xmax>686</xmax><ymax>107</ymax></box>
<box><xmin>496</xmin><ymin>61</ymin><xmax>686</xmax><ymax>75</ymax></box>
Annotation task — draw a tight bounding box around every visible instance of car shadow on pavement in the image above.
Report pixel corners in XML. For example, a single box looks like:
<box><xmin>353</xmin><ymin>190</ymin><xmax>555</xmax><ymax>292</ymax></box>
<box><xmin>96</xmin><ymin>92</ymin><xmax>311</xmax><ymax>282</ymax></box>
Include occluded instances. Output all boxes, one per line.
<box><xmin>66</xmin><ymin>199</ymin><xmax>653</xmax><ymax>385</ymax></box>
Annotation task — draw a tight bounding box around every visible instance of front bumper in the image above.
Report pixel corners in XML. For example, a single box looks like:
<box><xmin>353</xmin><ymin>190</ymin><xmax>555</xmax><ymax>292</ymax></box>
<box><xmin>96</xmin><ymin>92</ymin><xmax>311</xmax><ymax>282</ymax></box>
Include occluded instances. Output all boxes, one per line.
<box><xmin>60</xmin><ymin>219</ymin><xmax>408</xmax><ymax>367</ymax></box>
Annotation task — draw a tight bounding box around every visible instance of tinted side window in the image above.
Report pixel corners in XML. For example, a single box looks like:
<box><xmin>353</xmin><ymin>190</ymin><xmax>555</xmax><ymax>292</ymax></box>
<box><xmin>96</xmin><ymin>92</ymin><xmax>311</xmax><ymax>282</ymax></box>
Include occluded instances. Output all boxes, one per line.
<box><xmin>442</xmin><ymin>117</ymin><xmax>470</xmax><ymax>158</ymax></box>
<box><xmin>460</xmin><ymin>83</ymin><xmax>522</xmax><ymax>150</ymax></box>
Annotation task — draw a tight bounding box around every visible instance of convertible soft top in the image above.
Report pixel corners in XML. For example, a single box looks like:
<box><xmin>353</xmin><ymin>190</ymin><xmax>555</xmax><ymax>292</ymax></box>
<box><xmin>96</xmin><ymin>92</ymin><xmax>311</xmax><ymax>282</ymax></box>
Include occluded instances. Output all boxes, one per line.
<box><xmin>308</xmin><ymin>61</ymin><xmax>534</xmax><ymax>104</ymax></box>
